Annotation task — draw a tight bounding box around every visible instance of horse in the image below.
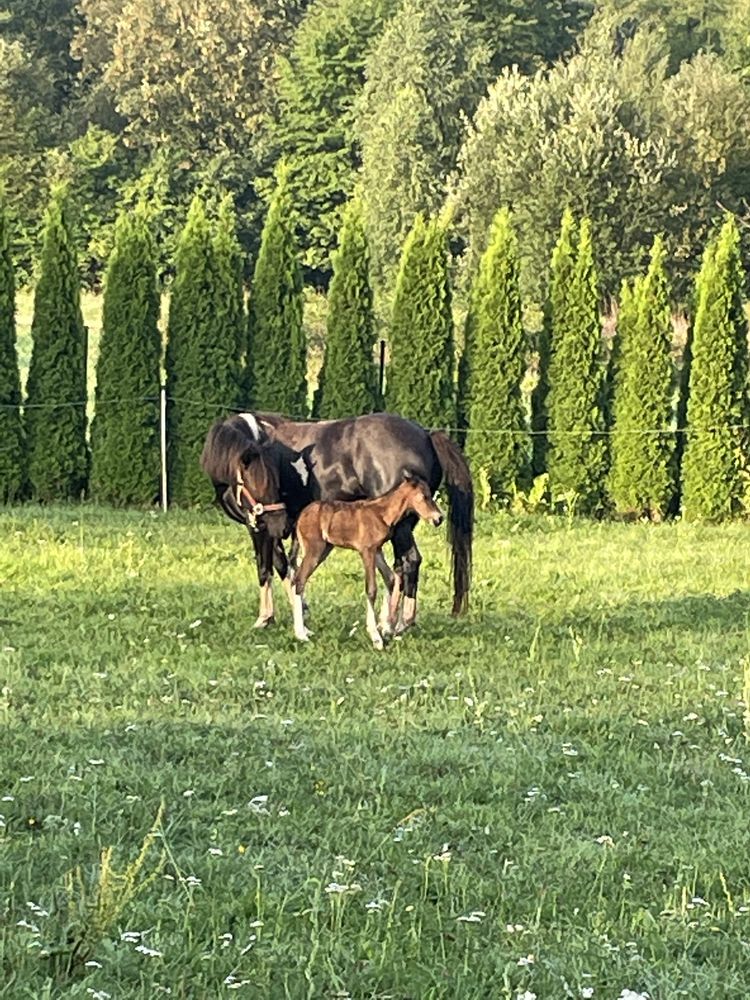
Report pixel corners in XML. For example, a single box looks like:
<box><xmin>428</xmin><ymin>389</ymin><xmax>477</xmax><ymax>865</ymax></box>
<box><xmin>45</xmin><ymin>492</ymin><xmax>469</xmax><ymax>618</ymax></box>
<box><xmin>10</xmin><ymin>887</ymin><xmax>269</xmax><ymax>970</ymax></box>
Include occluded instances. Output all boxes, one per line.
<box><xmin>200</xmin><ymin>410</ymin><xmax>473</xmax><ymax>632</ymax></box>
<box><xmin>292</xmin><ymin>475</ymin><xmax>444</xmax><ymax>648</ymax></box>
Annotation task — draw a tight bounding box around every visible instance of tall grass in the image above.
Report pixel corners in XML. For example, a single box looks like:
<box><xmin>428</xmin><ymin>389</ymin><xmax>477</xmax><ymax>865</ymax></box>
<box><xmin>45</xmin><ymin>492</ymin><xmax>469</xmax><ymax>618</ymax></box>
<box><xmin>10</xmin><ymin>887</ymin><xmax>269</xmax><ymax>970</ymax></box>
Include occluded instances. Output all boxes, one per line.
<box><xmin>2</xmin><ymin>508</ymin><xmax>750</xmax><ymax>997</ymax></box>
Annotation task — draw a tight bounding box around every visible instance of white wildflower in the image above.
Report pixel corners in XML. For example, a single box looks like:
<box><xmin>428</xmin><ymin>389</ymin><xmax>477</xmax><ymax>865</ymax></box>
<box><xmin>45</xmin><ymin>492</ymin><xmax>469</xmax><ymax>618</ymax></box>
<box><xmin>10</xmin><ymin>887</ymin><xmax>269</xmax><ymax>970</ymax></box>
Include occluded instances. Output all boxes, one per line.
<box><xmin>134</xmin><ymin>944</ymin><xmax>163</xmax><ymax>957</ymax></box>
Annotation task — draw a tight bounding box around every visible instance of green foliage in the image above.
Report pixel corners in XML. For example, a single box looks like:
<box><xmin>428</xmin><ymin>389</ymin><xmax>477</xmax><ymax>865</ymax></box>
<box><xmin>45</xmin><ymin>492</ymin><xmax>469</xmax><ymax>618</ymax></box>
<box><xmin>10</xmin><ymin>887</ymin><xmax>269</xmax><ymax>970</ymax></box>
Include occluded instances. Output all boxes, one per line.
<box><xmin>24</xmin><ymin>187</ymin><xmax>89</xmax><ymax>501</ymax></box>
<box><xmin>0</xmin><ymin>195</ymin><xmax>26</xmax><ymax>501</ymax></box>
<box><xmin>314</xmin><ymin>199</ymin><xmax>378</xmax><ymax>419</ymax></box>
<box><xmin>455</xmin><ymin>26</ymin><xmax>750</xmax><ymax>307</ymax></box>
<box><xmin>246</xmin><ymin>170</ymin><xmax>307</xmax><ymax>415</ymax></box>
<box><xmin>462</xmin><ymin>207</ymin><xmax>528</xmax><ymax>501</ymax></box>
<box><xmin>681</xmin><ymin>216</ymin><xmax>749</xmax><ymax>521</ymax></box>
<box><xmin>608</xmin><ymin>236</ymin><xmax>677</xmax><ymax>518</ymax></box>
<box><xmin>531</xmin><ymin>208</ymin><xmax>576</xmax><ymax>478</ymax></box>
<box><xmin>166</xmin><ymin>196</ymin><xmax>242</xmax><ymax>504</ymax></box>
<box><xmin>271</xmin><ymin>0</ymin><xmax>397</xmax><ymax>283</ymax></box>
<box><xmin>357</xmin><ymin>0</ymin><xmax>488</xmax><ymax>299</ymax></box>
<box><xmin>546</xmin><ymin>217</ymin><xmax>608</xmax><ymax>513</ymax></box>
<box><xmin>89</xmin><ymin>208</ymin><xmax>161</xmax><ymax>506</ymax></box>
<box><xmin>213</xmin><ymin>196</ymin><xmax>245</xmax><ymax>391</ymax></box>
<box><xmin>386</xmin><ymin>213</ymin><xmax>455</xmax><ymax>429</ymax></box>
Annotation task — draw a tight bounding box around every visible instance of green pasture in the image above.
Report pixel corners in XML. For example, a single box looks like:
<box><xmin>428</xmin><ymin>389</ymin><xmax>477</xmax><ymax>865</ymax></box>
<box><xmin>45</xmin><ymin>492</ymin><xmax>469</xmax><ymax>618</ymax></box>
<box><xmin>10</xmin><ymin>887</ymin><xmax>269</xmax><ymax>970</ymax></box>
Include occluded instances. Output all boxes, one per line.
<box><xmin>2</xmin><ymin>508</ymin><xmax>750</xmax><ymax>998</ymax></box>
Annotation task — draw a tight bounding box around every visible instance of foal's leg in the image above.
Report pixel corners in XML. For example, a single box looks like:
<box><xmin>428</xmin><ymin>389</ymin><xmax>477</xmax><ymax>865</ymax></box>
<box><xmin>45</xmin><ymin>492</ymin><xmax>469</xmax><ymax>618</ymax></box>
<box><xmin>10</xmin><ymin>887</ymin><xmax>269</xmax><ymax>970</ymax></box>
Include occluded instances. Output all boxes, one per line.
<box><xmin>361</xmin><ymin>546</ymin><xmax>384</xmax><ymax>650</ymax></box>
<box><xmin>392</xmin><ymin>518</ymin><xmax>421</xmax><ymax>634</ymax></box>
<box><xmin>292</xmin><ymin>536</ymin><xmax>331</xmax><ymax>642</ymax></box>
<box><xmin>375</xmin><ymin>550</ymin><xmax>397</xmax><ymax>635</ymax></box>
<box><xmin>250</xmin><ymin>531</ymin><xmax>275</xmax><ymax>629</ymax></box>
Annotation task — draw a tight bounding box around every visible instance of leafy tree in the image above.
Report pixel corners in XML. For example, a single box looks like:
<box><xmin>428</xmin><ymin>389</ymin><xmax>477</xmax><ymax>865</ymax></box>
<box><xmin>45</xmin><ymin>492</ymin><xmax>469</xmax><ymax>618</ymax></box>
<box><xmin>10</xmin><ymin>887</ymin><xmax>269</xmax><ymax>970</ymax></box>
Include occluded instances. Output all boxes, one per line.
<box><xmin>24</xmin><ymin>187</ymin><xmax>89</xmax><ymax>501</ymax></box>
<box><xmin>315</xmin><ymin>199</ymin><xmax>378</xmax><ymax>418</ymax></box>
<box><xmin>681</xmin><ymin>217</ymin><xmax>748</xmax><ymax>520</ymax></box>
<box><xmin>166</xmin><ymin>196</ymin><xmax>241</xmax><ymax>504</ymax></box>
<box><xmin>461</xmin><ymin>207</ymin><xmax>528</xmax><ymax>501</ymax></box>
<box><xmin>356</xmin><ymin>0</ymin><xmax>488</xmax><ymax>299</ymax></box>
<box><xmin>531</xmin><ymin>207</ymin><xmax>576</xmax><ymax>478</ymax></box>
<box><xmin>271</xmin><ymin>0</ymin><xmax>397</xmax><ymax>283</ymax></box>
<box><xmin>245</xmin><ymin>169</ymin><xmax>306</xmax><ymax>415</ymax></box>
<box><xmin>608</xmin><ymin>236</ymin><xmax>676</xmax><ymax>518</ymax></box>
<box><xmin>546</xmin><ymin>217</ymin><xmax>608</xmax><ymax>512</ymax></box>
<box><xmin>0</xmin><ymin>195</ymin><xmax>26</xmax><ymax>501</ymax></box>
<box><xmin>89</xmin><ymin>207</ymin><xmax>161</xmax><ymax>505</ymax></box>
<box><xmin>386</xmin><ymin>213</ymin><xmax>455</xmax><ymax>429</ymax></box>
<box><xmin>455</xmin><ymin>25</ymin><xmax>750</xmax><ymax>307</ymax></box>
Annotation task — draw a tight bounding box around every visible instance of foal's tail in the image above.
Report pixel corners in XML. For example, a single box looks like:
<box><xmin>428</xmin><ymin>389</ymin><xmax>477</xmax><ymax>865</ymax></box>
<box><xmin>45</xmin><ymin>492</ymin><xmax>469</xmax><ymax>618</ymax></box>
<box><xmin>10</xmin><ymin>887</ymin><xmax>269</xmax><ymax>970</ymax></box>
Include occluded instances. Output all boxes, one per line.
<box><xmin>430</xmin><ymin>430</ymin><xmax>473</xmax><ymax>616</ymax></box>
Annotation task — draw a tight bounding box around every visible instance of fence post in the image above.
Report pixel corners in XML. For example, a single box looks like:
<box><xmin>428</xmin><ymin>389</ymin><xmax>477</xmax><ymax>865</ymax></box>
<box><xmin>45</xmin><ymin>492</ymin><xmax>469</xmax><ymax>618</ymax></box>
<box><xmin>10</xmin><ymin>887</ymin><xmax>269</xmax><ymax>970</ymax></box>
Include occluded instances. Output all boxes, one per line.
<box><xmin>379</xmin><ymin>339</ymin><xmax>386</xmax><ymax>402</ymax></box>
<box><xmin>160</xmin><ymin>386</ymin><xmax>168</xmax><ymax>513</ymax></box>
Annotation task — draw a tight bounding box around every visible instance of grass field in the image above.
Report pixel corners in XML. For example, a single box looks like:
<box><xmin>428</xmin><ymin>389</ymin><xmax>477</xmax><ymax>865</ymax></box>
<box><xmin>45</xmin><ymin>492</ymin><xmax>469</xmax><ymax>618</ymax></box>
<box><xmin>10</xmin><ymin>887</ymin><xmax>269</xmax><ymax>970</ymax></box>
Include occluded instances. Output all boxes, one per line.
<box><xmin>2</xmin><ymin>508</ymin><xmax>750</xmax><ymax>999</ymax></box>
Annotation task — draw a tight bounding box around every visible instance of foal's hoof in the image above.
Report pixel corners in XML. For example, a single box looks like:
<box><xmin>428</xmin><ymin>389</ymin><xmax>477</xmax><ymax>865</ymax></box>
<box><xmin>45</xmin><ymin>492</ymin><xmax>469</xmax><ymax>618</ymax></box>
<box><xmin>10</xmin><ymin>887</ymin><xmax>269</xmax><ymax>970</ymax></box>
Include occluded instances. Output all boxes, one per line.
<box><xmin>254</xmin><ymin>615</ymin><xmax>275</xmax><ymax>630</ymax></box>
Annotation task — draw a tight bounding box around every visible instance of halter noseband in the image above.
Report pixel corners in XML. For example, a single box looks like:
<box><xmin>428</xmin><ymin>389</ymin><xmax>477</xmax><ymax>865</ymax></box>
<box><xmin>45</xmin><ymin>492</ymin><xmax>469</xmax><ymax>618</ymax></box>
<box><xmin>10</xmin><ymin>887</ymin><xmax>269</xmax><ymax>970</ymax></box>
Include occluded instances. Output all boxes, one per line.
<box><xmin>235</xmin><ymin>469</ymin><xmax>286</xmax><ymax>529</ymax></box>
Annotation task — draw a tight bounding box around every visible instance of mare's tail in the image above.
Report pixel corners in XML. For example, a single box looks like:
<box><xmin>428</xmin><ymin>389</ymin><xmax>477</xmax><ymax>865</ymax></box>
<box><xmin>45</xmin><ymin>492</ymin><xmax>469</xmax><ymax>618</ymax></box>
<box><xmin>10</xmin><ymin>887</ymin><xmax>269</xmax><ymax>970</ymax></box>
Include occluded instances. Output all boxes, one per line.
<box><xmin>429</xmin><ymin>430</ymin><xmax>473</xmax><ymax>615</ymax></box>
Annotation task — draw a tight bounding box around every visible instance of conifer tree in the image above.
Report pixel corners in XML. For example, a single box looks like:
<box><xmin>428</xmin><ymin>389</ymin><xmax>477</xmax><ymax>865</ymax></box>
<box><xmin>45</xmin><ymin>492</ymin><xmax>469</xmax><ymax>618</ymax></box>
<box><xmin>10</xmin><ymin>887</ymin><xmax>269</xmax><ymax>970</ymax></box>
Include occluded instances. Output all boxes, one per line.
<box><xmin>386</xmin><ymin>213</ymin><xmax>455</xmax><ymax>429</ymax></box>
<box><xmin>0</xmin><ymin>195</ymin><xmax>25</xmax><ymax>502</ymax></box>
<box><xmin>166</xmin><ymin>196</ymin><xmax>240</xmax><ymax>504</ymax></box>
<box><xmin>315</xmin><ymin>199</ymin><xmax>378</xmax><ymax>418</ymax></box>
<box><xmin>546</xmin><ymin>217</ymin><xmax>607</xmax><ymax>513</ymax></box>
<box><xmin>681</xmin><ymin>217</ymin><xmax>749</xmax><ymax>520</ymax></box>
<box><xmin>245</xmin><ymin>168</ymin><xmax>307</xmax><ymax>415</ymax></box>
<box><xmin>609</xmin><ymin>237</ymin><xmax>676</xmax><ymax>519</ymax></box>
<box><xmin>213</xmin><ymin>195</ymin><xmax>245</xmax><ymax>397</ymax></box>
<box><xmin>462</xmin><ymin>207</ymin><xmax>528</xmax><ymax>500</ymax></box>
<box><xmin>24</xmin><ymin>187</ymin><xmax>89</xmax><ymax>501</ymax></box>
<box><xmin>90</xmin><ymin>208</ymin><xmax>161</xmax><ymax>505</ymax></box>
<box><xmin>531</xmin><ymin>208</ymin><xmax>576</xmax><ymax>478</ymax></box>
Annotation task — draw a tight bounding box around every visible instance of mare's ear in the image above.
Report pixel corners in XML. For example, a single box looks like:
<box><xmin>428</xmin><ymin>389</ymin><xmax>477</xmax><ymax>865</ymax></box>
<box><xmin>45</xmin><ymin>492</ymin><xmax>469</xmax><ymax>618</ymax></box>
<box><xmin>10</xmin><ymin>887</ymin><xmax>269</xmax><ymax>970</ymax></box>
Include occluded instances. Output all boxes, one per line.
<box><xmin>402</xmin><ymin>468</ymin><xmax>415</xmax><ymax>482</ymax></box>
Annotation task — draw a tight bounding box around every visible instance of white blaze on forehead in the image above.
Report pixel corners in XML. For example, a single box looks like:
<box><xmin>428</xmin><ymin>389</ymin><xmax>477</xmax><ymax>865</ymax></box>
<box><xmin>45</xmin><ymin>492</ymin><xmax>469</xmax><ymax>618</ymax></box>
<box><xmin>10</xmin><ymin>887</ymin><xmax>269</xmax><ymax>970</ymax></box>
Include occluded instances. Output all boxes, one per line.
<box><xmin>239</xmin><ymin>413</ymin><xmax>261</xmax><ymax>440</ymax></box>
<box><xmin>291</xmin><ymin>456</ymin><xmax>309</xmax><ymax>485</ymax></box>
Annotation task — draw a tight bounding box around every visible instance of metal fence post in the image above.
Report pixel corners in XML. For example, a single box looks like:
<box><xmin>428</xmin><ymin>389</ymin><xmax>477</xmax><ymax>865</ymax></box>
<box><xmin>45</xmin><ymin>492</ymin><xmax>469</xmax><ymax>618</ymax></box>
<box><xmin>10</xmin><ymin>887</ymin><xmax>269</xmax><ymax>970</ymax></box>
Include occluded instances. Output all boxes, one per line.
<box><xmin>160</xmin><ymin>386</ymin><xmax>168</xmax><ymax>513</ymax></box>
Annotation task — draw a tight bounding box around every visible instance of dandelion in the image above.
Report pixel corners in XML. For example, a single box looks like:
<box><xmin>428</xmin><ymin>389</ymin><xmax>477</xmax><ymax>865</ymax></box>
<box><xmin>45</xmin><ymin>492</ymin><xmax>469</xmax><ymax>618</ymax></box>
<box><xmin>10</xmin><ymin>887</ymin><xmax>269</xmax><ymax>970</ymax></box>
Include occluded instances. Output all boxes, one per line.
<box><xmin>517</xmin><ymin>954</ymin><xmax>535</xmax><ymax>967</ymax></box>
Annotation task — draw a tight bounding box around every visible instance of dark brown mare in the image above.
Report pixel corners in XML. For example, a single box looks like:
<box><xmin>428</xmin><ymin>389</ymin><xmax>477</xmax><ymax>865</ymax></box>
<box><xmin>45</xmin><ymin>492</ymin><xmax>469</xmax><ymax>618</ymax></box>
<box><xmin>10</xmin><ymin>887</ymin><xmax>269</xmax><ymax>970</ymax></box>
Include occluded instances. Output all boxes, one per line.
<box><xmin>293</xmin><ymin>476</ymin><xmax>444</xmax><ymax>648</ymax></box>
<box><xmin>200</xmin><ymin>411</ymin><xmax>473</xmax><ymax>633</ymax></box>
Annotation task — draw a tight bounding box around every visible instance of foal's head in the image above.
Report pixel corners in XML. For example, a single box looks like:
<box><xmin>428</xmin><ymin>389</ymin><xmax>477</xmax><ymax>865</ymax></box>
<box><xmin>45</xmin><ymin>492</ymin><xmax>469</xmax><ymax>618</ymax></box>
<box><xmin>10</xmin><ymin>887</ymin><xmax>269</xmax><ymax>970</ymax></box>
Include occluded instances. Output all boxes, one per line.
<box><xmin>400</xmin><ymin>474</ymin><xmax>443</xmax><ymax>527</ymax></box>
<box><xmin>238</xmin><ymin>442</ymin><xmax>289</xmax><ymax>538</ymax></box>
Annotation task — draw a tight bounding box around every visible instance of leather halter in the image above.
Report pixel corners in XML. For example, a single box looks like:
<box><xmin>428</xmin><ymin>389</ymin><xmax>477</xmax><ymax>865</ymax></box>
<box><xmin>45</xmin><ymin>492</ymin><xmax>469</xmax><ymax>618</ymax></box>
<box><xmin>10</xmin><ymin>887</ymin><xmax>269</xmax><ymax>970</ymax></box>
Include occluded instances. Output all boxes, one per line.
<box><xmin>235</xmin><ymin>469</ymin><xmax>286</xmax><ymax>528</ymax></box>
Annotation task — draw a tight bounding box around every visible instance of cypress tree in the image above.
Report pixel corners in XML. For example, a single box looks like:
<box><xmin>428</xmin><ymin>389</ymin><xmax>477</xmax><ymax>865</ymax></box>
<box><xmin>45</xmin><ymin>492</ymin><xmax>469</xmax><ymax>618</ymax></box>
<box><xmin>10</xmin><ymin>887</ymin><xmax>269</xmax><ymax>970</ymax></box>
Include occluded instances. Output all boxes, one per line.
<box><xmin>24</xmin><ymin>186</ymin><xmax>88</xmax><ymax>501</ymax></box>
<box><xmin>386</xmin><ymin>213</ymin><xmax>455</xmax><ymax>429</ymax></box>
<box><xmin>166</xmin><ymin>196</ymin><xmax>240</xmax><ymax>505</ymax></box>
<box><xmin>531</xmin><ymin>208</ymin><xmax>576</xmax><ymax>478</ymax></box>
<box><xmin>546</xmin><ymin>217</ymin><xmax>608</xmax><ymax>513</ymax></box>
<box><xmin>681</xmin><ymin>217</ymin><xmax>749</xmax><ymax>520</ymax></box>
<box><xmin>90</xmin><ymin>208</ymin><xmax>161</xmax><ymax>505</ymax></box>
<box><xmin>245</xmin><ymin>168</ymin><xmax>306</xmax><ymax>415</ymax></box>
<box><xmin>213</xmin><ymin>195</ymin><xmax>245</xmax><ymax>399</ymax></box>
<box><xmin>0</xmin><ymin>195</ymin><xmax>25</xmax><ymax>502</ymax></box>
<box><xmin>315</xmin><ymin>199</ymin><xmax>378</xmax><ymax>419</ymax></box>
<box><xmin>609</xmin><ymin>237</ymin><xmax>677</xmax><ymax>519</ymax></box>
<box><xmin>462</xmin><ymin>207</ymin><xmax>528</xmax><ymax>501</ymax></box>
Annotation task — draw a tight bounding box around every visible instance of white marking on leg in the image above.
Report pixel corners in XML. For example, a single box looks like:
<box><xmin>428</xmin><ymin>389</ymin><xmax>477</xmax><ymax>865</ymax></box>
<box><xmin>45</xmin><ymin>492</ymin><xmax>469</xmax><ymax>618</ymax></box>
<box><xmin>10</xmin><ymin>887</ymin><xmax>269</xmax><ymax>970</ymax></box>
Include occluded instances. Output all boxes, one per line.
<box><xmin>389</xmin><ymin>574</ymin><xmax>402</xmax><ymax>631</ymax></box>
<box><xmin>282</xmin><ymin>575</ymin><xmax>298</xmax><ymax>611</ymax></box>
<box><xmin>366</xmin><ymin>596</ymin><xmax>384</xmax><ymax>650</ymax></box>
<box><xmin>380</xmin><ymin>592</ymin><xmax>392</xmax><ymax>635</ymax></box>
<box><xmin>293</xmin><ymin>590</ymin><xmax>309</xmax><ymax>641</ymax></box>
<box><xmin>291</xmin><ymin>456</ymin><xmax>309</xmax><ymax>485</ymax></box>
<box><xmin>254</xmin><ymin>581</ymin><xmax>274</xmax><ymax>629</ymax></box>
<box><xmin>239</xmin><ymin>413</ymin><xmax>261</xmax><ymax>440</ymax></box>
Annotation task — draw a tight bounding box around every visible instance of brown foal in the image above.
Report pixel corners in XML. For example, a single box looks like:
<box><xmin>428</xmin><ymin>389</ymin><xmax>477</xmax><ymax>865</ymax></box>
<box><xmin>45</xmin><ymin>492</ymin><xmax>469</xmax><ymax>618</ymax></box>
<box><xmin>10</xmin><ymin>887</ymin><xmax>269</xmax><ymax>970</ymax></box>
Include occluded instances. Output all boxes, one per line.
<box><xmin>292</xmin><ymin>476</ymin><xmax>443</xmax><ymax>648</ymax></box>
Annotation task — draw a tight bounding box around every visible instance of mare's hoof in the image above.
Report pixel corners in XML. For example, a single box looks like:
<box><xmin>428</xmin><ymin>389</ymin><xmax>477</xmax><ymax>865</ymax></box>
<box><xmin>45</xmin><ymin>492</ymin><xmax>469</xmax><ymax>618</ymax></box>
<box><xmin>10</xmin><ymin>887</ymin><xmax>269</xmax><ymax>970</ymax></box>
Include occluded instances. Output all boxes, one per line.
<box><xmin>394</xmin><ymin>619</ymin><xmax>415</xmax><ymax>636</ymax></box>
<box><xmin>254</xmin><ymin>616</ymin><xmax>275</xmax><ymax>630</ymax></box>
<box><xmin>370</xmin><ymin>634</ymin><xmax>385</xmax><ymax>651</ymax></box>
<box><xmin>295</xmin><ymin>628</ymin><xmax>312</xmax><ymax>642</ymax></box>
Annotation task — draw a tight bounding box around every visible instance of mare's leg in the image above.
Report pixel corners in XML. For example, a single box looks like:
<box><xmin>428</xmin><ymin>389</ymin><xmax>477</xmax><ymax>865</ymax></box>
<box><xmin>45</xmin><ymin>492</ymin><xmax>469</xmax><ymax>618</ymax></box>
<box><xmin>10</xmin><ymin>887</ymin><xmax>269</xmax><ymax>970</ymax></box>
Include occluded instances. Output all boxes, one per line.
<box><xmin>391</xmin><ymin>517</ymin><xmax>421</xmax><ymax>634</ymax></box>
<box><xmin>271</xmin><ymin>539</ymin><xmax>299</xmax><ymax>623</ymax></box>
<box><xmin>292</xmin><ymin>536</ymin><xmax>332</xmax><ymax>642</ymax></box>
<box><xmin>250</xmin><ymin>530</ymin><xmax>275</xmax><ymax>629</ymax></box>
<box><xmin>361</xmin><ymin>546</ymin><xmax>384</xmax><ymax>650</ymax></box>
<box><xmin>376</xmin><ymin>550</ymin><xmax>397</xmax><ymax>634</ymax></box>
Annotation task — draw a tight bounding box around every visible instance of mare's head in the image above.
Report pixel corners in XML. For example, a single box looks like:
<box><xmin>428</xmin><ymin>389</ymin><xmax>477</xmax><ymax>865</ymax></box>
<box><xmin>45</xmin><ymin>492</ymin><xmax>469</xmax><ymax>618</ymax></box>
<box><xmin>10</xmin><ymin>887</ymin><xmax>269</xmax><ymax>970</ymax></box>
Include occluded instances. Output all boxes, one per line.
<box><xmin>237</xmin><ymin>441</ymin><xmax>289</xmax><ymax>538</ymax></box>
<box><xmin>400</xmin><ymin>473</ymin><xmax>443</xmax><ymax>527</ymax></box>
